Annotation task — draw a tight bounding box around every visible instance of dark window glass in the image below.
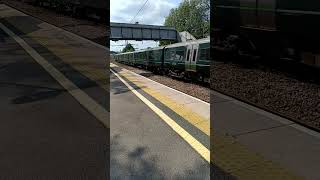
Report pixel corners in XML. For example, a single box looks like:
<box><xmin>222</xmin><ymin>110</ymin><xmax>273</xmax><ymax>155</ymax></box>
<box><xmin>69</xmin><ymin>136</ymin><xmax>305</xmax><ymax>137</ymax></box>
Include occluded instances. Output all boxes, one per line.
<box><xmin>154</xmin><ymin>51</ymin><xmax>158</xmax><ymax>59</ymax></box>
<box><xmin>170</xmin><ymin>51</ymin><xmax>176</xmax><ymax>60</ymax></box>
<box><xmin>165</xmin><ymin>50</ymin><xmax>170</xmax><ymax>60</ymax></box>
<box><xmin>149</xmin><ymin>51</ymin><xmax>154</xmax><ymax>60</ymax></box>
<box><xmin>193</xmin><ymin>49</ymin><xmax>197</xmax><ymax>61</ymax></box>
<box><xmin>176</xmin><ymin>50</ymin><xmax>185</xmax><ymax>61</ymax></box>
<box><xmin>199</xmin><ymin>48</ymin><xmax>210</xmax><ymax>60</ymax></box>
<box><xmin>186</xmin><ymin>50</ymin><xmax>190</xmax><ymax>61</ymax></box>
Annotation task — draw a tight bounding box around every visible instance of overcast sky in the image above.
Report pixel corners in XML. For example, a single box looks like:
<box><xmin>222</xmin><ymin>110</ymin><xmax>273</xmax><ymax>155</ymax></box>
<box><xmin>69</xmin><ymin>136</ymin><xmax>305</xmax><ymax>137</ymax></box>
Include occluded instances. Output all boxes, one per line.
<box><xmin>110</xmin><ymin>0</ymin><xmax>182</xmax><ymax>52</ymax></box>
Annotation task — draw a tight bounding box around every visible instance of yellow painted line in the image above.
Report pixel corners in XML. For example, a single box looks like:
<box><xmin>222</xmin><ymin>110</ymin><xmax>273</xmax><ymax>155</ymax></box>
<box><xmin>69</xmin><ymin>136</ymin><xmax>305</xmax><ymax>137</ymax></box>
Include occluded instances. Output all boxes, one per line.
<box><xmin>111</xmin><ymin>69</ymin><xmax>210</xmax><ymax>163</ymax></box>
<box><xmin>115</xmin><ymin>68</ymin><xmax>210</xmax><ymax>136</ymax></box>
<box><xmin>0</xmin><ymin>22</ymin><xmax>109</xmax><ymax>128</ymax></box>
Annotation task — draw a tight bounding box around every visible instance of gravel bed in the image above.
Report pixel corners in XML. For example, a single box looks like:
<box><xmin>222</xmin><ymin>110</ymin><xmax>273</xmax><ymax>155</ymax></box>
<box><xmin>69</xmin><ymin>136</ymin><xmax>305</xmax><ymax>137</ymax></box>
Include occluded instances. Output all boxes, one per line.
<box><xmin>1</xmin><ymin>0</ymin><xmax>108</xmax><ymax>46</ymax></box>
<box><xmin>111</xmin><ymin>60</ymin><xmax>210</xmax><ymax>103</ymax></box>
<box><xmin>211</xmin><ymin>61</ymin><xmax>320</xmax><ymax>131</ymax></box>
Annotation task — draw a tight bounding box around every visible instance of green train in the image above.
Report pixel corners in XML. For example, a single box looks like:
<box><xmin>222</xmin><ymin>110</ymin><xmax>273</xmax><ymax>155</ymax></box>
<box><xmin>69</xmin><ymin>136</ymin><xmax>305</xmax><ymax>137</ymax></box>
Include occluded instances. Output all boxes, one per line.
<box><xmin>113</xmin><ymin>38</ymin><xmax>210</xmax><ymax>81</ymax></box>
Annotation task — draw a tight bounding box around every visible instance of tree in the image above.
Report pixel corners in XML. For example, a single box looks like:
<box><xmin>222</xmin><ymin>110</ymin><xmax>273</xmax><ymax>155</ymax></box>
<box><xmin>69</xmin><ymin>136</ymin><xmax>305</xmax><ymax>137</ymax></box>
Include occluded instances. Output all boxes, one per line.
<box><xmin>122</xmin><ymin>43</ymin><xmax>135</xmax><ymax>53</ymax></box>
<box><xmin>159</xmin><ymin>40</ymin><xmax>176</xmax><ymax>46</ymax></box>
<box><xmin>160</xmin><ymin>0</ymin><xmax>210</xmax><ymax>46</ymax></box>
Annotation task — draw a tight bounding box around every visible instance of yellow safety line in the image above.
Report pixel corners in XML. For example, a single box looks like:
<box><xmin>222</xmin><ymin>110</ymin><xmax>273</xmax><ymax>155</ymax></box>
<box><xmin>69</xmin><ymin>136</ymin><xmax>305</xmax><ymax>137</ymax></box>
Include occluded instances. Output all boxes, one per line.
<box><xmin>0</xmin><ymin>23</ymin><xmax>110</xmax><ymax>128</ymax></box>
<box><xmin>111</xmin><ymin>69</ymin><xmax>210</xmax><ymax>163</ymax></box>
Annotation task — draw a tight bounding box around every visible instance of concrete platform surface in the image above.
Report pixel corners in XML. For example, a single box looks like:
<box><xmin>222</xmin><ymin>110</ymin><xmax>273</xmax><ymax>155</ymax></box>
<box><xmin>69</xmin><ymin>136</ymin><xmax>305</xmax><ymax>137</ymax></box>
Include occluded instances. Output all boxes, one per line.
<box><xmin>110</xmin><ymin>63</ymin><xmax>211</xmax><ymax>179</ymax></box>
<box><xmin>212</xmin><ymin>90</ymin><xmax>320</xmax><ymax>180</ymax></box>
<box><xmin>0</xmin><ymin>4</ymin><xmax>108</xmax><ymax>179</ymax></box>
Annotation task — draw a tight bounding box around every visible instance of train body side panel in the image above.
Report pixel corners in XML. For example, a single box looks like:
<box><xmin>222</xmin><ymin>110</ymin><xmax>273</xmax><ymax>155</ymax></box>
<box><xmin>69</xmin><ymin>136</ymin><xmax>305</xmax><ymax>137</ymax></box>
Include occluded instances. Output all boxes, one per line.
<box><xmin>197</xmin><ymin>42</ymin><xmax>210</xmax><ymax>78</ymax></box>
<box><xmin>148</xmin><ymin>49</ymin><xmax>163</xmax><ymax>69</ymax></box>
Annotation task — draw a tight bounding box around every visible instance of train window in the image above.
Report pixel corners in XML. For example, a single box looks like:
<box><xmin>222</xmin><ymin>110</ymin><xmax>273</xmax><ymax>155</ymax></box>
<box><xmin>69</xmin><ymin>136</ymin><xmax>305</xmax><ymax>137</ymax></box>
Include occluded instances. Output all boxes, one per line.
<box><xmin>167</xmin><ymin>51</ymin><xmax>171</xmax><ymax>59</ymax></box>
<box><xmin>176</xmin><ymin>50</ymin><xmax>185</xmax><ymax>61</ymax></box>
<box><xmin>186</xmin><ymin>50</ymin><xmax>190</xmax><ymax>61</ymax></box>
<box><xmin>149</xmin><ymin>51</ymin><xmax>154</xmax><ymax>60</ymax></box>
<box><xmin>153</xmin><ymin>51</ymin><xmax>157</xmax><ymax>60</ymax></box>
<box><xmin>200</xmin><ymin>48</ymin><xmax>210</xmax><ymax>60</ymax></box>
<box><xmin>165</xmin><ymin>50</ymin><xmax>170</xmax><ymax>60</ymax></box>
<box><xmin>155</xmin><ymin>51</ymin><xmax>160</xmax><ymax>59</ymax></box>
<box><xmin>192</xmin><ymin>49</ymin><xmax>197</xmax><ymax>61</ymax></box>
<box><xmin>170</xmin><ymin>51</ymin><xmax>176</xmax><ymax>60</ymax></box>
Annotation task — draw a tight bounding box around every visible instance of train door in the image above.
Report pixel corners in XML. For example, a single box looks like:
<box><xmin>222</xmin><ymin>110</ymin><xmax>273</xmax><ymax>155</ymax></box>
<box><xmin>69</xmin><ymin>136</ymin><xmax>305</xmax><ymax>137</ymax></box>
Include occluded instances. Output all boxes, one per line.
<box><xmin>190</xmin><ymin>44</ymin><xmax>199</xmax><ymax>72</ymax></box>
<box><xmin>185</xmin><ymin>45</ymin><xmax>191</xmax><ymax>71</ymax></box>
<box><xmin>185</xmin><ymin>44</ymin><xmax>198</xmax><ymax>72</ymax></box>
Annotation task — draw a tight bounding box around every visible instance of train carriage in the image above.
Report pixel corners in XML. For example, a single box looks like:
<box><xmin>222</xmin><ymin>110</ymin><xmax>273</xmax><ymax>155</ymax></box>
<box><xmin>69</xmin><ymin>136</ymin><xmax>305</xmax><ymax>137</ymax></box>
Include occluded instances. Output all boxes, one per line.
<box><xmin>113</xmin><ymin>38</ymin><xmax>210</xmax><ymax>81</ymax></box>
<box><xmin>134</xmin><ymin>51</ymin><xmax>148</xmax><ymax>67</ymax></box>
<box><xmin>147</xmin><ymin>47</ymin><xmax>164</xmax><ymax>72</ymax></box>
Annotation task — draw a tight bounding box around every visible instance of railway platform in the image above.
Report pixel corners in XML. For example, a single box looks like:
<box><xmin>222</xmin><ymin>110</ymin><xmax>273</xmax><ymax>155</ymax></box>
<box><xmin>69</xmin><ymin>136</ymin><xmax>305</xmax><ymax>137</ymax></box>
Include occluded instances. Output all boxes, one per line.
<box><xmin>212</xmin><ymin>90</ymin><xmax>320</xmax><ymax>180</ymax></box>
<box><xmin>0</xmin><ymin>4</ymin><xmax>108</xmax><ymax>179</ymax></box>
<box><xmin>110</xmin><ymin>63</ymin><xmax>210</xmax><ymax>179</ymax></box>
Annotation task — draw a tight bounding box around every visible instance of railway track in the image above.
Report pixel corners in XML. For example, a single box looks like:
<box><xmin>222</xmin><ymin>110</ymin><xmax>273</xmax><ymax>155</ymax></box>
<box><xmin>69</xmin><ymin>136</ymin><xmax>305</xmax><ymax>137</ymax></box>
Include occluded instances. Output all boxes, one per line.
<box><xmin>215</xmin><ymin>51</ymin><xmax>320</xmax><ymax>84</ymax></box>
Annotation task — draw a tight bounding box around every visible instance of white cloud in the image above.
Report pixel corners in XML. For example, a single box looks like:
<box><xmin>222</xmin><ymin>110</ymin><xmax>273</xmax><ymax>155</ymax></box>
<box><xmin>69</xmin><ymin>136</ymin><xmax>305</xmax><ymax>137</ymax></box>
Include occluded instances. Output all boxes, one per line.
<box><xmin>110</xmin><ymin>0</ymin><xmax>182</xmax><ymax>51</ymax></box>
<box><xmin>111</xmin><ymin>0</ymin><xmax>179</xmax><ymax>25</ymax></box>
<box><xmin>110</xmin><ymin>40</ymin><xmax>159</xmax><ymax>52</ymax></box>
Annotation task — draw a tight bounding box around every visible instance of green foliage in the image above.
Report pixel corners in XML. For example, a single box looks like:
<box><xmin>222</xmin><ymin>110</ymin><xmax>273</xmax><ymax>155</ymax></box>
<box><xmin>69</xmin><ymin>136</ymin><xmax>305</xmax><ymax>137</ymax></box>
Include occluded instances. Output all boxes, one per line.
<box><xmin>159</xmin><ymin>40</ymin><xmax>176</xmax><ymax>47</ymax></box>
<box><xmin>122</xmin><ymin>43</ymin><xmax>135</xmax><ymax>53</ymax></box>
<box><xmin>160</xmin><ymin>0</ymin><xmax>210</xmax><ymax>46</ymax></box>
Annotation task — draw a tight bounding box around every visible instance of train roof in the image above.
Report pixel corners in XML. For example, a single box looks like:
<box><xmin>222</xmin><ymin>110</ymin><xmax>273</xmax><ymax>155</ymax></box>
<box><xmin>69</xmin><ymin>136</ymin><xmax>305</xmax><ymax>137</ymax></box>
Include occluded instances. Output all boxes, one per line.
<box><xmin>164</xmin><ymin>38</ymin><xmax>210</xmax><ymax>49</ymax></box>
<box><xmin>135</xmin><ymin>46</ymin><xmax>164</xmax><ymax>53</ymax></box>
<box><xmin>114</xmin><ymin>37</ymin><xmax>210</xmax><ymax>55</ymax></box>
